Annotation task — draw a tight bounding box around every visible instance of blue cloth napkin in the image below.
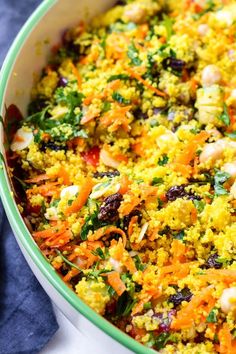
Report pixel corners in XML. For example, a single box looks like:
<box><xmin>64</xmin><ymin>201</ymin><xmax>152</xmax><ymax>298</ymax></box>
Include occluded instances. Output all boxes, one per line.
<box><xmin>0</xmin><ymin>0</ymin><xmax>58</xmax><ymax>353</ymax></box>
<box><xmin>0</xmin><ymin>203</ymin><xmax>59</xmax><ymax>354</ymax></box>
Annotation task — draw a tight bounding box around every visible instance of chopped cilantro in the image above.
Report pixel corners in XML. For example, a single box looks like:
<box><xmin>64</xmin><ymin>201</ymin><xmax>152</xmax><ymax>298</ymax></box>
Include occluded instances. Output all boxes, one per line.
<box><xmin>206</xmin><ymin>308</ymin><xmax>218</xmax><ymax>323</ymax></box>
<box><xmin>127</xmin><ymin>43</ymin><xmax>141</xmax><ymax>66</ymax></box>
<box><xmin>112</xmin><ymin>92</ymin><xmax>131</xmax><ymax>105</ymax></box>
<box><xmin>219</xmin><ymin>103</ymin><xmax>230</xmax><ymax>126</ymax></box>
<box><xmin>214</xmin><ymin>170</ymin><xmax>230</xmax><ymax>196</ymax></box>
<box><xmin>155</xmin><ymin>332</ymin><xmax>171</xmax><ymax>350</ymax></box>
<box><xmin>133</xmin><ymin>255</ymin><xmax>146</xmax><ymax>271</ymax></box>
<box><xmin>173</xmin><ymin>230</ymin><xmax>185</xmax><ymax>241</ymax></box>
<box><xmin>107</xmin><ymin>74</ymin><xmax>129</xmax><ymax>83</ymax></box>
<box><xmin>152</xmin><ymin>177</ymin><xmax>164</xmax><ymax>186</ymax></box>
<box><xmin>143</xmin><ymin>301</ymin><xmax>152</xmax><ymax>310</ymax></box>
<box><xmin>56</xmin><ymin>249</ymin><xmax>82</xmax><ymax>272</ymax></box>
<box><xmin>102</xmin><ymin>101</ymin><xmax>111</xmax><ymax>113</ymax></box>
<box><xmin>225</xmin><ymin>131</ymin><xmax>236</xmax><ymax>139</ymax></box>
<box><xmin>193</xmin><ymin>199</ymin><xmax>205</xmax><ymax>213</ymax></box>
<box><xmin>91</xmin><ymin>247</ymin><xmax>107</xmax><ymax>260</ymax></box>
<box><xmin>116</xmin><ymin>291</ymin><xmax>137</xmax><ymax>316</ymax></box>
<box><xmin>162</xmin><ymin>14</ymin><xmax>174</xmax><ymax>41</ymax></box>
<box><xmin>158</xmin><ymin>154</ymin><xmax>169</xmax><ymax>166</ymax></box>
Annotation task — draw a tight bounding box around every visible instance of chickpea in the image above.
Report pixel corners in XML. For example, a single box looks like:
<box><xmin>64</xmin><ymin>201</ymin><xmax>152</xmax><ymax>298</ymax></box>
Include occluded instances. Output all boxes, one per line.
<box><xmin>200</xmin><ymin>139</ymin><xmax>236</xmax><ymax>164</ymax></box>
<box><xmin>227</xmin><ymin>89</ymin><xmax>236</xmax><ymax>108</ymax></box>
<box><xmin>230</xmin><ymin>181</ymin><xmax>236</xmax><ymax>199</ymax></box>
<box><xmin>199</xmin><ymin>141</ymin><xmax>224</xmax><ymax>164</ymax></box>
<box><xmin>215</xmin><ymin>10</ymin><xmax>233</xmax><ymax>27</ymax></box>
<box><xmin>220</xmin><ymin>287</ymin><xmax>236</xmax><ymax>314</ymax></box>
<box><xmin>201</xmin><ymin>65</ymin><xmax>222</xmax><ymax>87</ymax></box>
<box><xmin>198</xmin><ymin>24</ymin><xmax>209</xmax><ymax>36</ymax></box>
<box><xmin>123</xmin><ymin>3</ymin><xmax>147</xmax><ymax>24</ymax></box>
<box><xmin>222</xmin><ymin>161</ymin><xmax>236</xmax><ymax>182</ymax></box>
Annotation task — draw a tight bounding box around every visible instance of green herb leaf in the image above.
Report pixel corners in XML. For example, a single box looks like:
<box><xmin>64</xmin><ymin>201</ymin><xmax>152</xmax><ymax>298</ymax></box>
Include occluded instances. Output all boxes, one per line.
<box><xmin>143</xmin><ymin>301</ymin><xmax>152</xmax><ymax>310</ymax></box>
<box><xmin>91</xmin><ymin>247</ymin><xmax>106</xmax><ymax>260</ymax></box>
<box><xmin>193</xmin><ymin>199</ymin><xmax>205</xmax><ymax>213</ymax></box>
<box><xmin>116</xmin><ymin>291</ymin><xmax>137</xmax><ymax>317</ymax></box>
<box><xmin>173</xmin><ymin>230</ymin><xmax>185</xmax><ymax>241</ymax></box>
<box><xmin>107</xmin><ymin>74</ymin><xmax>130</xmax><ymax>83</ymax></box>
<box><xmin>158</xmin><ymin>154</ymin><xmax>169</xmax><ymax>166</ymax></box>
<box><xmin>55</xmin><ymin>88</ymin><xmax>84</xmax><ymax>109</ymax></box>
<box><xmin>219</xmin><ymin>103</ymin><xmax>230</xmax><ymax>126</ymax></box>
<box><xmin>102</xmin><ymin>101</ymin><xmax>111</xmax><ymax>113</ymax></box>
<box><xmin>127</xmin><ymin>43</ymin><xmax>141</xmax><ymax>66</ymax></box>
<box><xmin>112</xmin><ymin>92</ymin><xmax>131</xmax><ymax>105</ymax></box>
<box><xmin>214</xmin><ymin>171</ymin><xmax>230</xmax><ymax>196</ymax></box>
<box><xmin>162</xmin><ymin>14</ymin><xmax>174</xmax><ymax>41</ymax></box>
<box><xmin>80</xmin><ymin>206</ymin><xmax>109</xmax><ymax>240</ymax></box>
<box><xmin>206</xmin><ymin>308</ymin><xmax>218</xmax><ymax>323</ymax></box>
<box><xmin>133</xmin><ymin>255</ymin><xmax>146</xmax><ymax>271</ymax></box>
<box><xmin>152</xmin><ymin>177</ymin><xmax>164</xmax><ymax>186</ymax></box>
<box><xmin>56</xmin><ymin>249</ymin><xmax>82</xmax><ymax>272</ymax></box>
<box><xmin>225</xmin><ymin>131</ymin><xmax>236</xmax><ymax>139</ymax></box>
<box><xmin>155</xmin><ymin>332</ymin><xmax>171</xmax><ymax>350</ymax></box>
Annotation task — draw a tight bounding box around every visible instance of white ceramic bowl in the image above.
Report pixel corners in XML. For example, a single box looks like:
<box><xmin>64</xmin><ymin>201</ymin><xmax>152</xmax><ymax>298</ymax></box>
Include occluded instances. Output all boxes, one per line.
<box><xmin>0</xmin><ymin>1</ymin><xmax>156</xmax><ymax>353</ymax></box>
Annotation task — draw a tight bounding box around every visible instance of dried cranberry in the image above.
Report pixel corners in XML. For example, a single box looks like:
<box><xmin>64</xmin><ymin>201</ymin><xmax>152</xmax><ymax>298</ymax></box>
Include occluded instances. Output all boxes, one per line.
<box><xmin>98</xmin><ymin>193</ymin><xmax>123</xmax><ymax>222</ymax></box>
<box><xmin>168</xmin><ymin>287</ymin><xmax>193</xmax><ymax>308</ymax></box>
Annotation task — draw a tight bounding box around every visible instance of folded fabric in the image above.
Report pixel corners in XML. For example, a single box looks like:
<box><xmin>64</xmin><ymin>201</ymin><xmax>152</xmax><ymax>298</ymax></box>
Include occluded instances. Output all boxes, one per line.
<box><xmin>0</xmin><ymin>201</ymin><xmax>59</xmax><ymax>354</ymax></box>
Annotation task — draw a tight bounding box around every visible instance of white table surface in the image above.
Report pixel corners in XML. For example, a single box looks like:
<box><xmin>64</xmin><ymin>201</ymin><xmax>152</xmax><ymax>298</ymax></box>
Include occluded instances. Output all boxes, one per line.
<box><xmin>41</xmin><ymin>305</ymin><xmax>106</xmax><ymax>354</ymax></box>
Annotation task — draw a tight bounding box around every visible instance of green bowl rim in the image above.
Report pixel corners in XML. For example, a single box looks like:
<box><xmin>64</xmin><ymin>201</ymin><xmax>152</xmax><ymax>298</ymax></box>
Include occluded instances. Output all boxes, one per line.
<box><xmin>0</xmin><ymin>1</ymin><xmax>156</xmax><ymax>353</ymax></box>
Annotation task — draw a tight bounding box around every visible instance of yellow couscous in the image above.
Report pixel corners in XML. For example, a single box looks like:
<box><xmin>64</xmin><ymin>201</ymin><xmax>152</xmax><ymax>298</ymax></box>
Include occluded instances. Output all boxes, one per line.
<box><xmin>8</xmin><ymin>0</ymin><xmax>236</xmax><ymax>352</ymax></box>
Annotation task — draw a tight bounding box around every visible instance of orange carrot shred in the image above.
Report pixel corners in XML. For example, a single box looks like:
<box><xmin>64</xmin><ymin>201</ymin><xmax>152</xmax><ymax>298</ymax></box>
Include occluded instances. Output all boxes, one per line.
<box><xmin>107</xmin><ymin>271</ymin><xmax>126</xmax><ymax>296</ymax></box>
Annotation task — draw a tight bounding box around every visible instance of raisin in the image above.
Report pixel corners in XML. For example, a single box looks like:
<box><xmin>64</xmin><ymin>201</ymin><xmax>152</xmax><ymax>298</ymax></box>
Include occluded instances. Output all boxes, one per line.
<box><xmin>58</xmin><ymin>76</ymin><xmax>68</xmax><ymax>87</ymax></box>
<box><xmin>123</xmin><ymin>209</ymin><xmax>142</xmax><ymax>231</ymax></box>
<box><xmin>93</xmin><ymin>170</ymin><xmax>120</xmax><ymax>178</ymax></box>
<box><xmin>166</xmin><ymin>185</ymin><xmax>201</xmax><ymax>202</ymax></box>
<box><xmin>203</xmin><ymin>253</ymin><xmax>222</xmax><ymax>269</ymax></box>
<box><xmin>40</xmin><ymin>142</ymin><xmax>67</xmax><ymax>152</ymax></box>
<box><xmin>98</xmin><ymin>193</ymin><xmax>123</xmax><ymax>222</ymax></box>
<box><xmin>163</xmin><ymin>57</ymin><xmax>186</xmax><ymax>72</ymax></box>
<box><xmin>168</xmin><ymin>287</ymin><xmax>193</xmax><ymax>308</ymax></box>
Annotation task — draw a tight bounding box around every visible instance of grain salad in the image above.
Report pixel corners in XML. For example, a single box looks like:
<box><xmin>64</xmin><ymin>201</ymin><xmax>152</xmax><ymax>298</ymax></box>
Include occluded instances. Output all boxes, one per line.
<box><xmin>6</xmin><ymin>0</ymin><xmax>236</xmax><ymax>352</ymax></box>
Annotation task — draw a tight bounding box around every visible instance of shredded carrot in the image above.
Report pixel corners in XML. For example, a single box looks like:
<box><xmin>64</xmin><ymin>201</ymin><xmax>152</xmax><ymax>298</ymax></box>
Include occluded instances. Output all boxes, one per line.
<box><xmin>63</xmin><ymin>268</ymin><xmax>80</xmax><ymax>283</ymax></box>
<box><xmin>27</xmin><ymin>182</ymin><xmax>60</xmax><ymax>197</ymax></box>
<box><xmin>57</xmin><ymin>166</ymin><xmax>70</xmax><ymax>185</ymax></box>
<box><xmin>126</xmin><ymin>67</ymin><xmax>167</xmax><ymax>98</ymax></box>
<box><xmin>171</xmin><ymin>239</ymin><xmax>186</xmax><ymax>264</ymax></box>
<box><xmin>132</xmin><ymin>294</ymin><xmax>152</xmax><ymax>315</ymax></box>
<box><xmin>25</xmin><ymin>174</ymin><xmax>50</xmax><ymax>183</ymax></box>
<box><xmin>119</xmin><ymin>193</ymin><xmax>141</xmax><ymax>216</ymax></box>
<box><xmin>88</xmin><ymin>226</ymin><xmax>127</xmax><ymax>247</ymax></box>
<box><xmin>170</xmin><ymin>163</ymin><xmax>192</xmax><ymax>178</ymax></box>
<box><xmin>118</xmin><ymin>175</ymin><xmax>131</xmax><ymax>195</ymax></box>
<box><xmin>70</xmin><ymin>61</ymin><xmax>82</xmax><ymax>88</ymax></box>
<box><xmin>128</xmin><ymin>215</ymin><xmax>138</xmax><ymax>237</ymax></box>
<box><xmin>107</xmin><ymin>271</ymin><xmax>126</xmax><ymax>296</ymax></box>
<box><xmin>218</xmin><ymin>323</ymin><xmax>233</xmax><ymax>354</ymax></box>
<box><xmin>171</xmin><ymin>286</ymin><xmax>213</xmax><ymax>330</ymax></box>
<box><xmin>100</xmin><ymin>106</ymin><xmax>132</xmax><ymax>132</ymax></box>
<box><xmin>175</xmin><ymin>131</ymin><xmax>209</xmax><ymax>165</ymax></box>
<box><xmin>33</xmin><ymin>224</ymin><xmax>67</xmax><ymax>239</ymax></box>
<box><xmin>65</xmin><ymin>177</ymin><xmax>94</xmax><ymax>215</ymax></box>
